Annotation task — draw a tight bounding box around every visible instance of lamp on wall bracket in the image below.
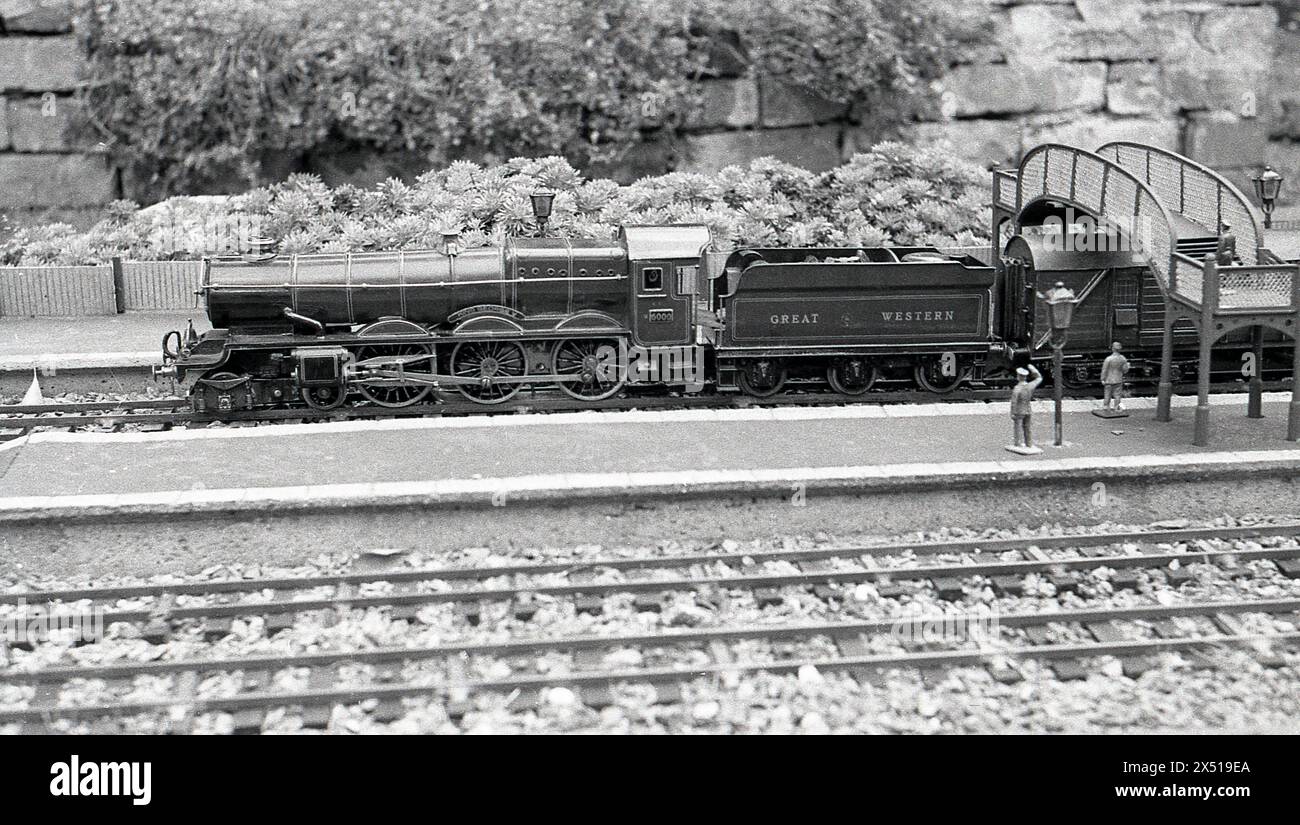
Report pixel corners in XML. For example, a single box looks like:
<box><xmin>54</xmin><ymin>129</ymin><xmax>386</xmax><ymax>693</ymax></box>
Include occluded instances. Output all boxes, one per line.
<box><xmin>1252</xmin><ymin>166</ymin><xmax>1283</xmax><ymax>229</ymax></box>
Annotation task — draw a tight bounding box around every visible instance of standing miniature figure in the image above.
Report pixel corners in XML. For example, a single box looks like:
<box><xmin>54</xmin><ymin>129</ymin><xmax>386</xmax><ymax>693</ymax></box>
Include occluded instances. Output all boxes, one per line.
<box><xmin>1006</xmin><ymin>364</ymin><xmax>1043</xmax><ymax>454</ymax></box>
<box><xmin>1097</xmin><ymin>341</ymin><xmax>1130</xmax><ymax>416</ymax></box>
<box><xmin>1216</xmin><ymin>223</ymin><xmax>1237</xmax><ymax>266</ymax></box>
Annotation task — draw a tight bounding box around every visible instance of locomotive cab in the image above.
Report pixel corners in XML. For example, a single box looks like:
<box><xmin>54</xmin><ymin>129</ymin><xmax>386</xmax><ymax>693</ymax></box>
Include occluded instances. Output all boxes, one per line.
<box><xmin>620</xmin><ymin>225</ymin><xmax>712</xmax><ymax>348</ymax></box>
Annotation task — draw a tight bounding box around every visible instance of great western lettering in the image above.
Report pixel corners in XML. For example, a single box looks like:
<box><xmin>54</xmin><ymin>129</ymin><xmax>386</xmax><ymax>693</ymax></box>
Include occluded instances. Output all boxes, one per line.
<box><xmin>879</xmin><ymin>310</ymin><xmax>957</xmax><ymax>322</ymax></box>
<box><xmin>768</xmin><ymin>313</ymin><xmax>821</xmax><ymax>325</ymax></box>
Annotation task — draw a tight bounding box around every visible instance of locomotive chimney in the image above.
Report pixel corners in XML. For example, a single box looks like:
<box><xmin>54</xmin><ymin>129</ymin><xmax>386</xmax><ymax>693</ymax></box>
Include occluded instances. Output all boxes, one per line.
<box><xmin>243</xmin><ymin>235</ymin><xmax>279</xmax><ymax>262</ymax></box>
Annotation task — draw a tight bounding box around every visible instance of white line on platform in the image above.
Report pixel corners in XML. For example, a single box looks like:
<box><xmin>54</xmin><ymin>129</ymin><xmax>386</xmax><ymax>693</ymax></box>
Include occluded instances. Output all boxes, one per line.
<box><xmin>0</xmin><ymin>352</ymin><xmax>160</xmax><ymax>371</ymax></box>
<box><xmin>0</xmin><ymin>447</ymin><xmax>1296</xmax><ymax>513</ymax></box>
<box><xmin>7</xmin><ymin>390</ymin><xmax>1292</xmax><ymax>447</ymax></box>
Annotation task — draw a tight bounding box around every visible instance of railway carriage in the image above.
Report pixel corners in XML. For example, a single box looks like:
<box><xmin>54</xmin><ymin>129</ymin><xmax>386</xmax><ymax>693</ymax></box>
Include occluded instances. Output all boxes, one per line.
<box><xmin>1004</xmin><ymin>214</ymin><xmax>1294</xmax><ymax>390</ymax></box>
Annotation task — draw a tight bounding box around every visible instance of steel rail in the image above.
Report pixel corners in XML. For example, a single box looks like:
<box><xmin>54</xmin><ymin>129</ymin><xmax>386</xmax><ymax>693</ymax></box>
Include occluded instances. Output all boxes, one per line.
<box><xmin>0</xmin><ymin>399</ymin><xmax>190</xmax><ymax>415</ymax></box>
<box><xmin>0</xmin><ymin>412</ymin><xmax>189</xmax><ymax>429</ymax></box>
<box><xmin>5</xmin><ymin>523</ymin><xmax>1296</xmax><ymax>608</ymax></box>
<box><xmin>4</xmin><ymin>597</ymin><xmax>1297</xmax><ymax>687</ymax></box>
<box><xmin>3</xmin><ymin>627</ymin><xmax>1296</xmax><ymax>724</ymax></box>
<box><xmin>47</xmin><ymin>543</ymin><xmax>1300</xmax><ymax>626</ymax></box>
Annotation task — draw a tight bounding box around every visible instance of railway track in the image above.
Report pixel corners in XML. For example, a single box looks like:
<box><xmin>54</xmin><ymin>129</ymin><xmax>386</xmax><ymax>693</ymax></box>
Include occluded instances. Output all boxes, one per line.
<box><xmin>0</xmin><ymin>379</ymin><xmax>1290</xmax><ymax>441</ymax></box>
<box><xmin>2</xmin><ymin>522</ymin><xmax>1297</xmax><ymax>731</ymax></box>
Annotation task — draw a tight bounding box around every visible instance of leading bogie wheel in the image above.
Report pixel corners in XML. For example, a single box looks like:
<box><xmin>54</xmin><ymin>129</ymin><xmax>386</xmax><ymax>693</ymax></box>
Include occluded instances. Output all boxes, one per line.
<box><xmin>301</xmin><ymin>385</ymin><xmax>348</xmax><ymax>411</ymax></box>
<box><xmin>451</xmin><ymin>340</ymin><xmax>528</xmax><ymax>404</ymax></box>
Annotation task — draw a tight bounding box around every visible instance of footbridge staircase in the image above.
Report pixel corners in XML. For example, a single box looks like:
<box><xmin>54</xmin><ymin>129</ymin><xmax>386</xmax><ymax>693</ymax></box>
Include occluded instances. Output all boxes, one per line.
<box><xmin>992</xmin><ymin>141</ymin><xmax>1300</xmax><ymax>445</ymax></box>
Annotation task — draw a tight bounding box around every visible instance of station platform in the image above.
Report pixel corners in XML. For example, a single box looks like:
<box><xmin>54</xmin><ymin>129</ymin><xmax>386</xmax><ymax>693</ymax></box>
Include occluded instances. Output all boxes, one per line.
<box><xmin>2</xmin><ymin>392</ymin><xmax>1299</xmax><ymax>519</ymax></box>
<box><xmin>0</xmin><ymin>311</ymin><xmax>206</xmax><ymax>372</ymax></box>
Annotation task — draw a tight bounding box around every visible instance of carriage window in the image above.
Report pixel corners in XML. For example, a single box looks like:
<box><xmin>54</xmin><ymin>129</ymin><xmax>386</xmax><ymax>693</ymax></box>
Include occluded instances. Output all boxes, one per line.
<box><xmin>642</xmin><ymin>266</ymin><xmax>664</xmax><ymax>292</ymax></box>
<box><xmin>1113</xmin><ymin>273</ymin><xmax>1140</xmax><ymax>327</ymax></box>
<box><xmin>1113</xmin><ymin>274</ymin><xmax>1138</xmax><ymax>306</ymax></box>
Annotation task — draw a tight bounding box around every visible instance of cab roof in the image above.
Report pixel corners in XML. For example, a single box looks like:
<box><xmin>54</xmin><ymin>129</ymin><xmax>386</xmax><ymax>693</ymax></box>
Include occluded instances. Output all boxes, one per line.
<box><xmin>619</xmin><ymin>225</ymin><xmax>712</xmax><ymax>261</ymax></box>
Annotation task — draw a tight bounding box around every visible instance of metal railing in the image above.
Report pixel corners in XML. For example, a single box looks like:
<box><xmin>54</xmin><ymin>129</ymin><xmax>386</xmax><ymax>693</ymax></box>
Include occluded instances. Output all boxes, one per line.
<box><xmin>1096</xmin><ymin>141</ymin><xmax>1261</xmax><ymax>265</ymax></box>
<box><xmin>993</xmin><ymin>170</ymin><xmax>1017</xmax><ymax>211</ymax></box>
<box><xmin>1017</xmin><ymin>143</ymin><xmax>1181</xmax><ymax>301</ymax></box>
<box><xmin>1001</xmin><ymin>141</ymin><xmax>1296</xmax><ymax>317</ymax></box>
<box><xmin>1176</xmin><ymin>253</ymin><xmax>1299</xmax><ymax>312</ymax></box>
<box><xmin>1171</xmin><ymin>254</ymin><xmax>1206</xmax><ymax>308</ymax></box>
<box><xmin>1215</xmin><ymin>262</ymin><xmax>1298</xmax><ymax>311</ymax></box>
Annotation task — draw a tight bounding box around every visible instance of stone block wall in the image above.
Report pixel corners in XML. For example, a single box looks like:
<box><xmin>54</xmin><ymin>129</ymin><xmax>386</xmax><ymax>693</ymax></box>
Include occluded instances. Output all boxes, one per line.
<box><xmin>0</xmin><ymin>1</ymin><xmax>115</xmax><ymax>227</ymax></box>
<box><xmin>0</xmin><ymin>0</ymin><xmax>1296</xmax><ymax>224</ymax></box>
<box><xmin>681</xmin><ymin>0</ymin><xmax>1298</xmax><ymax>207</ymax></box>
<box><xmin>903</xmin><ymin>0</ymin><xmax>1298</xmax><ymax>204</ymax></box>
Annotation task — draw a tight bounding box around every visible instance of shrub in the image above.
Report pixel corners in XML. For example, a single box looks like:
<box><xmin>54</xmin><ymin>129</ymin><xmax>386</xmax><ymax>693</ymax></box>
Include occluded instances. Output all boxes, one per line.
<box><xmin>74</xmin><ymin>0</ymin><xmax>991</xmax><ymax>199</ymax></box>
<box><xmin>75</xmin><ymin>0</ymin><xmax>709</xmax><ymax>199</ymax></box>
<box><xmin>697</xmin><ymin>0</ymin><xmax>991</xmax><ymax>108</ymax></box>
<box><xmin>0</xmin><ymin>142</ymin><xmax>992</xmax><ymax>266</ymax></box>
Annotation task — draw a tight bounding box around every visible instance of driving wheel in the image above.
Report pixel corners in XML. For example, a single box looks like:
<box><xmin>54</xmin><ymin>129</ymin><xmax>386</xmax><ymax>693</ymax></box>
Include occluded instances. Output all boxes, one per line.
<box><xmin>451</xmin><ymin>340</ymin><xmax>528</xmax><ymax>404</ymax></box>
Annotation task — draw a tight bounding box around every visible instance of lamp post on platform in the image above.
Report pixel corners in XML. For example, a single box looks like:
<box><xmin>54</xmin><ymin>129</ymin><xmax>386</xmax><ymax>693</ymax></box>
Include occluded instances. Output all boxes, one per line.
<box><xmin>1039</xmin><ymin>281</ymin><xmax>1078</xmax><ymax>447</ymax></box>
<box><xmin>530</xmin><ymin>191</ymin><xmax>555</xmax><ymax>237</ymax></box>
<box><xmin>1252</xmin><ymin>166</ymin><xmax>1284</xmax><ymax>229</ymax></box>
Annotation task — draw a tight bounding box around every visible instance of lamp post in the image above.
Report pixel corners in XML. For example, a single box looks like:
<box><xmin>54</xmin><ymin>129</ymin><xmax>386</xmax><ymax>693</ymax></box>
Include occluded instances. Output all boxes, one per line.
<box><xmin>530</xmin><ymin>191</ymin><xmax>555</xmax><ymax>237</ymax></box>
<box><xmin>1252</xmin><ymin>166</ymin><xmax>1284</xmax><ymax>229</ymax></box>
<box><xmin>1039</xmin><ymin>281</ymin><xmax>1078</xmax><ymax>447</ymax></box>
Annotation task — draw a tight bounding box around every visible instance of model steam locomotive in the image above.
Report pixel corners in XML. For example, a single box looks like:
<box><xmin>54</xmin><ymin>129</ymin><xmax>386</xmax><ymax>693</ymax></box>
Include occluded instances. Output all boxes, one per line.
<box><xmin>157</xmin><ymin>161</ymin><xmax>1292</xmax><ymax>416</ymax></box>
<box><xmin>158</xmin><ymin>223</ymin><xmax>1019</xmax><ymax>413</ymax></box>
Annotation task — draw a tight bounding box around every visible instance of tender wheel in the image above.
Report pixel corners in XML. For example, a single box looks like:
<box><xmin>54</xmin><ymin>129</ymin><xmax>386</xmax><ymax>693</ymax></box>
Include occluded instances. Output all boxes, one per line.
<box><xmin>914</xmin><ymin>357</ymin><xmax>968</xmax><ymax>394</ymax></box>
<box><xmin>553</xmin><ymin>338</ymin><xmax>624</xmax><ymax>401</ymax></box>
<box><xmin>827</xmin><ymin>359</ymin><xmax>876</xmax><ymax>395</ymax></box>
<box><xmin>452</xmin><ymin>340</ymin><xmax>528</xmax><ymax>404</ymax></box>
<box><xmin>301</xmin><ymin>385</ymin><xmax>348</xmax><ymax>411</ymax></box>
<box><xmin>736</xmin><ymin>360</ymin><xmax>787</xmax><ymax>398</ymax></box>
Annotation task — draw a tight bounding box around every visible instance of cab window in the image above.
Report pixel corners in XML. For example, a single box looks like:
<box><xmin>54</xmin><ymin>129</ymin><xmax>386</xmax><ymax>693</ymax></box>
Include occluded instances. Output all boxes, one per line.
<box><xmin>641</xmin><ymin>266</ymin><xmax>664</xmax><ymax>293</ymax></box>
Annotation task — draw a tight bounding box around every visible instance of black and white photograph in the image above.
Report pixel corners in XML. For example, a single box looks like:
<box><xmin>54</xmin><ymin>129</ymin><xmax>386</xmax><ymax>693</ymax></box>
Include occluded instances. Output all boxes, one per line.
<box><xmin>0</xmin><ymin>0</ymin><xmax>1296</xmax><ymax>780</ymax></box>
